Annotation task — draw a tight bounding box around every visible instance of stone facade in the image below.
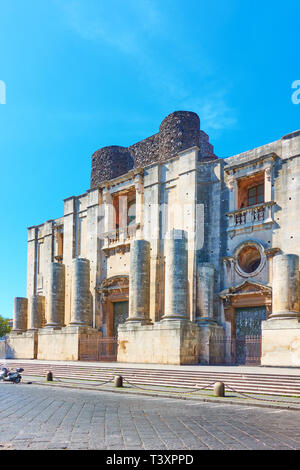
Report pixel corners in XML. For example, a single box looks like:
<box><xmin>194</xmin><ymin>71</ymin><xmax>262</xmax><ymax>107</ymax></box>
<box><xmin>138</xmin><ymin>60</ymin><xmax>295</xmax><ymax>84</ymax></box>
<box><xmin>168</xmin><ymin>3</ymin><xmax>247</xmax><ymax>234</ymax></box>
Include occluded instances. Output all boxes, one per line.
<box><xmin>7</xmin><ymin>111</ymin><xmax>300</xmax><ymax>366</ymax></box>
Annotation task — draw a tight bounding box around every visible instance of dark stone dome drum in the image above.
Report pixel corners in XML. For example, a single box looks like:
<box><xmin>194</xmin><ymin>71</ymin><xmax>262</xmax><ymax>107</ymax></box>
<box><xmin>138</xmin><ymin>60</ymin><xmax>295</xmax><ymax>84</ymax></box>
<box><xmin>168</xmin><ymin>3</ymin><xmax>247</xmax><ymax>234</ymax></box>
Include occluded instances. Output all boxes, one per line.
<box><xmin>90</xmin><ymin>146</ymin><xmax>134</xmax><ymax>188</ymax></box>
<box><xmin>159</xmin><ymin>111</ymin><xmax>200</xmax><ymax>162</ymax></box>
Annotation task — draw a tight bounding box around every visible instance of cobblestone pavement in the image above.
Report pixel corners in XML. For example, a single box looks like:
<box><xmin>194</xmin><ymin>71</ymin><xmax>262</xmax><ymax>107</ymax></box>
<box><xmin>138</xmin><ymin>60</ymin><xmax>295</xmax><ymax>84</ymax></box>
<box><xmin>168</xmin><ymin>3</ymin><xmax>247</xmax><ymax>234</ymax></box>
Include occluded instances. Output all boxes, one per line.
<box><xmin>1</xmin><ymin>383</ymin><xmax>300</xmax><ymax>450</ymax></box>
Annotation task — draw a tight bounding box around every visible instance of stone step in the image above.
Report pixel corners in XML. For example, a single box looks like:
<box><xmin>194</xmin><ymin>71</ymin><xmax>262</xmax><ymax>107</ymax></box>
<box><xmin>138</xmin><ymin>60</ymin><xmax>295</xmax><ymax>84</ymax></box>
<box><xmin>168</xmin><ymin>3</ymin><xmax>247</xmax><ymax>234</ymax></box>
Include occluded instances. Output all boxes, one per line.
<box><xmin>4</xmin><ymin>361</ymin><xmax>300</xmax><ymax>397</ymax></box>
<box><xmin>8</xmin><ymin>363</ymin><xmax>300</xmax><ymax>384</ymax></box>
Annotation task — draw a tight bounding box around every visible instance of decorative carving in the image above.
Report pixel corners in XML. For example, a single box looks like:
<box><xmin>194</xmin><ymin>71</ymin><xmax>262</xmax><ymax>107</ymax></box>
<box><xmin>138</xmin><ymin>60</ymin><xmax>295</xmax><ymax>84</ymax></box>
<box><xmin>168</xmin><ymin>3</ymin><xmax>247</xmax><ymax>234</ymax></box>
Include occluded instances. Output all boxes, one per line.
<box><xmin>96</xmin><ymin>275</ymin><xmax>129</xmax><ymax>296</ymax></box>
<box><xmin>264</xmin><ymin>247</ymin><xmax>280</xmax><ymax>258</ymax></box>
<box><xmin>134</xmin><ymin>173</ymin><xmax>143</xmax><ymax>194</ymax></box>
<box><xmin>265</xmin><ymin>166</ymin><xmax>272</xmax><ymax>182</ymax></box>
<box><xmin>227</xmin><ymin>175</ymin><xmax>235</xmax><ymax>192</ymax></box>
<box><xmin>219</xmin><ymin>280</ymin><xmax>272</xmax><ymax>299</ymax></box>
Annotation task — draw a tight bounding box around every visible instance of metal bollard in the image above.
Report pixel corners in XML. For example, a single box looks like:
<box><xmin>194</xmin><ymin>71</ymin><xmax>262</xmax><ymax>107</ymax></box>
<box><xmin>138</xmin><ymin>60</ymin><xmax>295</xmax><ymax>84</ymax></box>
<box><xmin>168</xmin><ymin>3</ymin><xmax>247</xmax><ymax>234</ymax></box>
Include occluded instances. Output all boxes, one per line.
<box><xmin>114</xmin><ymin>375</ymin><xmax>123</xmax><ymax>388</ymax></box>
<box><xmin>46</xmin><ymin>371</ymin><xmax>53</xmax><ymax>382</ymax></box>
<box><xmin>214</xmin><ymin>381</ymin><xmax>225</xmax><ymax>397</ymax></box>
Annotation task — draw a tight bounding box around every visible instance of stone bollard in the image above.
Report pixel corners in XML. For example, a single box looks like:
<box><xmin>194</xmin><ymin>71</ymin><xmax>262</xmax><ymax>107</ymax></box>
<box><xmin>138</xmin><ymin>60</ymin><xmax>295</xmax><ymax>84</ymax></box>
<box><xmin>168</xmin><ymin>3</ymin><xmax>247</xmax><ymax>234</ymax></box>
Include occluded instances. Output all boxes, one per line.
<box><xmin>46</xmin><ymin>371</ymin><xmax>53</xmax><ymax>382</ymax></box>
<box><xmin>114</xmin><ymin>375</ymin><xmax>123</xmax><ymax>388</ymax></box>
<box><xmin>214</xmin><ymin>382</ymin><xmax>225</xmax><ymax>397</ymax></box>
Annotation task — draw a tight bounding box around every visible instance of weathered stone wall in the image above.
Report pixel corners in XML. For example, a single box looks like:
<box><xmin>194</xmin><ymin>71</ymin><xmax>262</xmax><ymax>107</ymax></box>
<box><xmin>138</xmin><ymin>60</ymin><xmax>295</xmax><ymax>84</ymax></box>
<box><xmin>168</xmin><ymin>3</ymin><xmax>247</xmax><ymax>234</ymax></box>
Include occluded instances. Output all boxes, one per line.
<box><xmin>90</xmin><ymin>146</ymin><xmax>134</xmax><ymax>189</ymax></box>
<box><xmin>158</xmin><ymin>111</ymin><xmax>200</xmax><ymax>162</ymax></box>
<box><xmin>129</xmin><ymin>133</ymin><xmax>160</xmax><ymax>168</ymax></box>
<box><xmin>90</xmin><ymin>111</ymin><xmax>217</xmax><ymax>187</ymax></box>
<box><xmin>6</xmin><ymin>331</ymin><xmax>37</xmax><ymax>359</ymax></box>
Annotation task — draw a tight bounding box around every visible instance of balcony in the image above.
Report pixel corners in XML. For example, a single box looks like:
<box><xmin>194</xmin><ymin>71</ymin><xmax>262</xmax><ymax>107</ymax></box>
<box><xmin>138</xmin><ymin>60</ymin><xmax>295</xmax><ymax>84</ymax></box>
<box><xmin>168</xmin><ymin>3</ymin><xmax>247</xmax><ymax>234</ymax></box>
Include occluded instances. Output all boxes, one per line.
<box><xmin>226</xmin><ymin>201</ymin><xmax>275</xmax><ymax>235</ymax></box>
<box><xmin>102</xmin><ymin>223</ymin><xmax>140</xmax><ymax>255</ymax></box>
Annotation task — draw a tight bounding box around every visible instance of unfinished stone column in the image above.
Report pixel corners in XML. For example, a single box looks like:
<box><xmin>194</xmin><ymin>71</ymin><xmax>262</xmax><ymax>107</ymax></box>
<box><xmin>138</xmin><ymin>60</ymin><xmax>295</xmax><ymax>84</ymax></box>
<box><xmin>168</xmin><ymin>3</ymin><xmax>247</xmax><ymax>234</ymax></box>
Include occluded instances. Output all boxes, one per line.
<box><xmin>127</xmin><ymin>239</ymin><xmax>151</xmax><ymax>323</ymax></box>
<box><xmin>69</xmin><ymin>258</ymin><xmax>91</xmax><ymax>326</ymax></box>
<box><xmin>196</xmin><ymin>263</ymin><xmax>215</xmax><ymax>322</ymax></box>
<box><xmin>162</xmin><ymin>229</ymin><xmax>188</xmax><ymax>320</ymax></box>
<box><xmin>45</xmin><ymin>263</ymin><xmax>65</xmax><ymax>328</ymax></box>
<box><xmin>270</xmin><ymin>254</ymin><xmax>300</xmax><ymax>319</ymax></box>
<box><xmin>28</xmin><ymin>295</ymin><xmax>45</xmax><ymax>330</ymax></box>
<box><xmin>12</xmin><ymin>297</ymin><xmax>28</xmax><ymax>332</ymax></box>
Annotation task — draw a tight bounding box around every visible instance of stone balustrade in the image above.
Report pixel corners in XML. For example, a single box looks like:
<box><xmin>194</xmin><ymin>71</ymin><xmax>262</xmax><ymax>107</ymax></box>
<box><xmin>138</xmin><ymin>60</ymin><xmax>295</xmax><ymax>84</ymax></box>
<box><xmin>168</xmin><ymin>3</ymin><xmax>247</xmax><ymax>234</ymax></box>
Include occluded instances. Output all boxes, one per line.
<box><xmin>227</xmin><ymin>201</ymin><xmax>275</xmax><ymax>233</ymax></box>
<box><xmin>102</xmin><ymin>223</ymin><xmax>140</xmax><ymax>252</ymax></box>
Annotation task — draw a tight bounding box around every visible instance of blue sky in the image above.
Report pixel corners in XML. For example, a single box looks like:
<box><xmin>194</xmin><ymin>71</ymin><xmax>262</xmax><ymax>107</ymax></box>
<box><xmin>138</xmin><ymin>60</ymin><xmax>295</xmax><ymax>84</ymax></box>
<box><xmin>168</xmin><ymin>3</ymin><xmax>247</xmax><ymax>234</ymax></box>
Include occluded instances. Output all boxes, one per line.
<box><xmin>0</xmin><ymin>0</ymin><xmax>299</xmax><ymax>318</ymax></box>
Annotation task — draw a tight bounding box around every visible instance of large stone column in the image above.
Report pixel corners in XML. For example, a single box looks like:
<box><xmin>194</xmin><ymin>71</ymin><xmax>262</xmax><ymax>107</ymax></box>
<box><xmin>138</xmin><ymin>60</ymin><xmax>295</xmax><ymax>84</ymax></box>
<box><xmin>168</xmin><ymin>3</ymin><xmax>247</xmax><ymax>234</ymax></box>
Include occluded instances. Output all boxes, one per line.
<box><xmin>69</xmin><ymin>258</ymin><xmax>91</xmax><ymax>326</ymax></box>
<box><xmin>28</xmin><ymin>295</ymin><xmax>45</xmax><ymax>330</ymax></box>
<box><xmin>196</xmin><ymin>263</ymin><xmax>215</xmax><ymax>322</ymax></box>
<box><xmin>45</xmin><ymin>263</ymin><xmax>65</xmax><ymax>328</ymax></box>
<box><xmin>12</xmin><ymin>297</ymin><xmax>28</xmax><ymax>332</ymax></box>
<box><xmin>262</xmin><ymin>253</ymin><xmax>300</xmax><ymax>366</ymax></box>
<box><xmin>127</xmin><ymin>239</ymin><xmax>151</xmax><ymax>323</ymax></box>
<box><xmin>270</xmin><ymin>254</ymin><xmax>300</xmax><ymax>319</ymax></box>
<box><xmin>162</xmin><ymin>229</ymin><xmax>188</xmax><ymax>320</ymax></box>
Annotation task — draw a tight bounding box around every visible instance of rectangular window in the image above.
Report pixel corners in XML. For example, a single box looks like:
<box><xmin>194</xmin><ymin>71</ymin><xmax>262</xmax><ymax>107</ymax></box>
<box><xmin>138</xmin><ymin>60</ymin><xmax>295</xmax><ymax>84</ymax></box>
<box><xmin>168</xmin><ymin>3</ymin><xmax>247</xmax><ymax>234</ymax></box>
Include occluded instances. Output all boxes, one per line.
<box><xmin>248</xmin><ymin>184</ymin><xmax>264</xmax><ymax>206</ymax></box>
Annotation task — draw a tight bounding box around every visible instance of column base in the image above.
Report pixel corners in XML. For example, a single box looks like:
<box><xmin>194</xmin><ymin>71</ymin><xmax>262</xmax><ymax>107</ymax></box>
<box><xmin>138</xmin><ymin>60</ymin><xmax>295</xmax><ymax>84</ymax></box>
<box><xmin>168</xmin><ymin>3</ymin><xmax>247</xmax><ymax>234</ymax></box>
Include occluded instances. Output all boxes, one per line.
<box><xmin>160</xmin><ymin>315</ymin><xmax>189</xmax><ymax>321</ymax></box>
<box><xmin>68</xmin><ymin>322</ymin><xmax>89</xmax><ymax>328</ymax></box>
<box><xmin>268</xmin><ymin>311</ymin><xmax>300</xmax><ymax>320</ymax></box>
<box><xmin>125</xmin><ymin>317</ymin><xmax>153</xmax><ymax>325</ymax></box>
<box><xmin>44</xmin><ymin>324</ymin><xmax>64</xmax><ymax>329</ymax></box>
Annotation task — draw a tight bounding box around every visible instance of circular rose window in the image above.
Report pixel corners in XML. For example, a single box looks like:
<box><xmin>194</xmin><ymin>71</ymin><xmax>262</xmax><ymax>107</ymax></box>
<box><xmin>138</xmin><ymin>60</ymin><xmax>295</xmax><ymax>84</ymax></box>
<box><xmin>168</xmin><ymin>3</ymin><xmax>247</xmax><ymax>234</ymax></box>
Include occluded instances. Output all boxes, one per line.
<box><xmin>237</xmin><ymin>245</ymin><xmax>262</xmax><ymax>274</ymax></box>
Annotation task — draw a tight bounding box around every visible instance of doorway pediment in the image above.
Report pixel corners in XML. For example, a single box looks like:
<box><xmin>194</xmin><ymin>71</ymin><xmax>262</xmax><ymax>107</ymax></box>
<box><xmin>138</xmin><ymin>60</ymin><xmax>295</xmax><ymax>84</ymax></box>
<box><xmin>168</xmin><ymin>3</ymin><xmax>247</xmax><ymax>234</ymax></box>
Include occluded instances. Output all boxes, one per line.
<box><xmin>219</xmin><ymin>281</ymin><xmax>272</xmax><ymax>299</ymax></box>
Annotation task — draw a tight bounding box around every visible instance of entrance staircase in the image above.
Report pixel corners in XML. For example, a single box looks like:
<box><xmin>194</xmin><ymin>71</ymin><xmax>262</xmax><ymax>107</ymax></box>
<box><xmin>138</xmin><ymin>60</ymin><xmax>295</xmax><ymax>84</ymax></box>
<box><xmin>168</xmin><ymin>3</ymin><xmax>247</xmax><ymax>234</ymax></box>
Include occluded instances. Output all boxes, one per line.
<box><xmin>3</xmin><ymin>361</ymin><xmax>300</xmax><ymax>397</ymax></box>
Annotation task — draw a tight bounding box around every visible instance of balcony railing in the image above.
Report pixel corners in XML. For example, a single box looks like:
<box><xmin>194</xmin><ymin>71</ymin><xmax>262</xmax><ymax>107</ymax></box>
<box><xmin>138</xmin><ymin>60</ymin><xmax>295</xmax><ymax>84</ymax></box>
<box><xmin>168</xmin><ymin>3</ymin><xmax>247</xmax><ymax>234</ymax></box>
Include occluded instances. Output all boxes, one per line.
<box><xmin>102</xmin><ymin>223</ymin><xmax>140</xmax><ymax>251</ymax></box>
<box><xmin>226</xmin><ymin>201</ymin><xmax>275</xmax><ymax>232</ymax></box>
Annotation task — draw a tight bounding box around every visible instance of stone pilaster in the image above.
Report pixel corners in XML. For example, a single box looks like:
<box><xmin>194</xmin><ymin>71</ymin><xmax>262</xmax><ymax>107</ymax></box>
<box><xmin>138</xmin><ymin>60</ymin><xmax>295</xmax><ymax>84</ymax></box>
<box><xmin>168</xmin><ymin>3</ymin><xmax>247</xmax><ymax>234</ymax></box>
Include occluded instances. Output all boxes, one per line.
<box><xmin>45</xmin><ymin>263</ymin><xmax>65</xmax><ymax>328</ymax></box>
<box><xmin>134</xmin><ymin>172</ymin><xmax>143</xmax><ymax>239</ymax></box>
<box><xmin>69</xmin><ymin>258</ymin><xmax>91</xmax><ymax>326</ymax></box>
<box><xmin>28</xmin><ymin>295</ymin><xmax>45</xmax><ymax>330</ymax></box>
<box><xmin>162</xmin><ymin>229</ymin><xmax>188</xmax><ymax>320</ymax></box>
<box><xmin>127</xmin><ymin>239</ymin><xmax>151</xmax><ymax>323</ymax></box>
<box><xmin>12</xmin><ymin>297</ymin><xmax>28</xmax><ymax>332</ymax></box>
<box><xmin>196</xmin><ymin>263</ymin><xmax>215</xmax><ymax>322</ymax></box>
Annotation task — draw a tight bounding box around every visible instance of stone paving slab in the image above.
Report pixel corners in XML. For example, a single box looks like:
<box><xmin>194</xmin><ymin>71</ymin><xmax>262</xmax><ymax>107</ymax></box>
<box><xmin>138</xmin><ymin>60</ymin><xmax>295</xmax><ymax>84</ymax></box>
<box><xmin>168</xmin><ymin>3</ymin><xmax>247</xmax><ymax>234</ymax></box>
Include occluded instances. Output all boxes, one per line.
<box><xmin>1</xmin><ymin>383</ymin><xmax>300</xmax><ymax>450</ymax></box>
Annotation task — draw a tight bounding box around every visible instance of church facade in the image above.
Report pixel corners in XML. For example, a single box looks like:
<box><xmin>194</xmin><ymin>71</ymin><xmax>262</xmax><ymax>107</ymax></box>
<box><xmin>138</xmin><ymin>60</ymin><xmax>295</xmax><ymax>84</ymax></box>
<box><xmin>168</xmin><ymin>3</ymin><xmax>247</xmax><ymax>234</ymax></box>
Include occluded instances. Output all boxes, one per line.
<box><xmin>7</xmin><ymin>111</ymin><xmax>300</xmax><ymax>366</ymax></box>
